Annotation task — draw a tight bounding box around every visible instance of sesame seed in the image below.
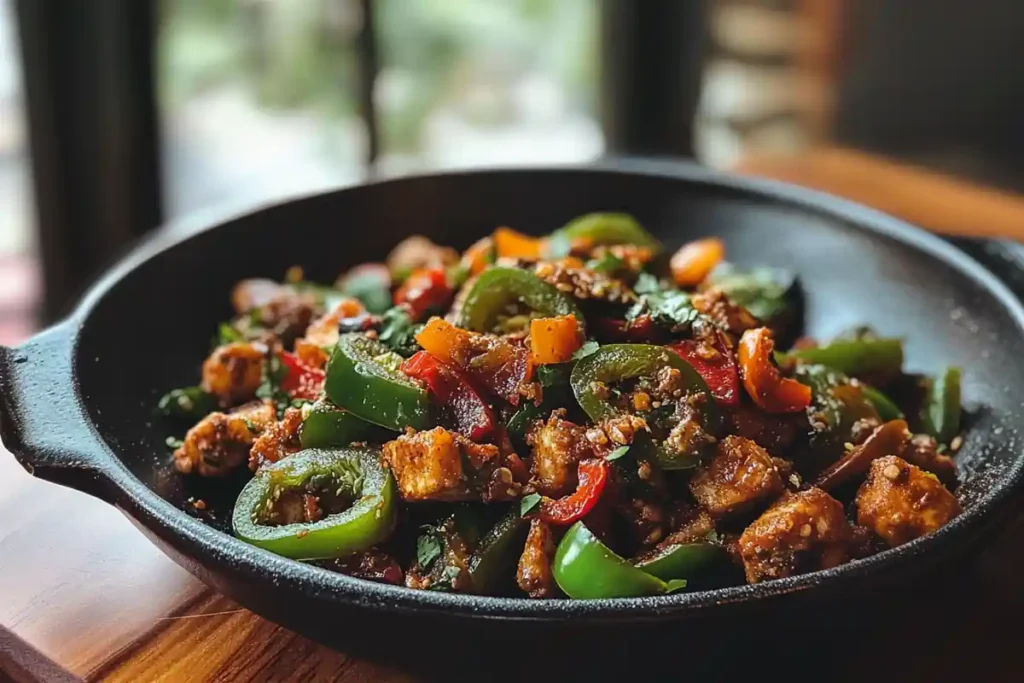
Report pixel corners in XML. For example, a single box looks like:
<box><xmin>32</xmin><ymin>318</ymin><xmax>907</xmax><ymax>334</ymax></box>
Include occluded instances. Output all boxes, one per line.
<box><xmin>883</xmin><ymin>464</ymin><xmax>901</xmax><ymax>480</ymax></box>
<box><xmin>799</xmin><ymin>524</ymin><xmax>812</xmax><ymax>537</ymax></box>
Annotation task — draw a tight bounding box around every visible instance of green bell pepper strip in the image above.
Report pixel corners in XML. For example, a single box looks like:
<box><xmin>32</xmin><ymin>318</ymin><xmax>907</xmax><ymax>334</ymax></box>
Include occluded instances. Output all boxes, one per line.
<box><xmin>784</xmin><ymin>338</ymin><xmax>904</xmax><ymax>378</ymax></box>
<box><xmin>553</xmin><ymin>522</ymin><xmax>686</xmax><ymax>598</ymax></box>
<box><xmin>570</xmin><ymin>344</ymin><xmax>716</xmax><ymax>469</ymax></box>
<box><xmin>300</xmin><ymin>398</ymin><xmax>389</xmax><ymax>449</ymax></box>
<box><xmin>232</xmin><ymin>447</ymin><xmax>398</xmax><ymax>560</ymax></box>
<box><xmin>456</xmin><ymin>267</ymin><xmax>584</xmax><ymax>333</ymax></box>
<box><xmin>324</xmin><ymin>333</ymin><xmax>431</xmax><ymax>432</ymax></box>
<box><xmin>794</xmin><ymin>364</ymin><xmax>880</xmax><ymax>468</ymax></box>
<box><xmin>157</xmin><ymin>385</ymin><xmax>217</xmax><ymax>419</ymax></box>
<box><xmin>633</xmin><ymin>541</ymin><xmax>727</xmax><ymax>582</ymax></box>
<box><xmin>466</xmin><ymin>511</ymin><xmax>529</xmax><ymax>593</ymax></box>
<box><xmin>920</xmin><ymin>366</ymin><xmax>961</xmax><ymax>444</ymax></box>
<box><xmin>546</xmin><ymin>213</ymin><xmax>660</xmax><ymax>258</ymax></box>
<box><xmin>859</xmin><ymin>384</ymin><xmax>904</xmax><ymax>421</ymax></box>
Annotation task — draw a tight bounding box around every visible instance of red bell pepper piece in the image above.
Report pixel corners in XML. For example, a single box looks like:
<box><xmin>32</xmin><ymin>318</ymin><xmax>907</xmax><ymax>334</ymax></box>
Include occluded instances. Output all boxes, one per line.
<box><xmin>539</xmin><ymin>458</ymin><xmax>610</xmax><ymax>525</ymax></box>
<box><xmin>669</xmin><ymin>339</ymin><xmax>740</xmax><ymax>407</ymax></box>
<box><xmin>394</xmin><ymin>268</ymin><xmax>452</xmax><ymax>320</ymax></box>
<box><xmin>279</xmin><ymin>351</ymin><xmax>326</xmax><ymax>401</ymax></box>
<box><xmin>401</xmin><ymin>351</ymin><xmax>496</xmax><ymax>440</ymax></box>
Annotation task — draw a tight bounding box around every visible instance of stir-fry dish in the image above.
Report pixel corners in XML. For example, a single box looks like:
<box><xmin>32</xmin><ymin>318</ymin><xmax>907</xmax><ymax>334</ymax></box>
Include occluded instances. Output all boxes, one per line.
<box><xmin>162</xmin><ymin>214</ymin><xmax>964</xmax><ymax>599</ymax></box>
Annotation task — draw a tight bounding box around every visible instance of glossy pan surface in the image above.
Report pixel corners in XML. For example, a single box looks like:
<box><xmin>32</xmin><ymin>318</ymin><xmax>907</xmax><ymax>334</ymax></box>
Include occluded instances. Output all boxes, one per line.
<box><xmin>2</xmin><ymin>161</ymin><xmax>1023</xmax><ymax>668</ymax></box>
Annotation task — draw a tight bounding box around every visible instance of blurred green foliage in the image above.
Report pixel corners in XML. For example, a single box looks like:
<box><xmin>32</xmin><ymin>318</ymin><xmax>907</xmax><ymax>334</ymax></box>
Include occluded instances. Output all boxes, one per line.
<box><xmin>160</xmin><ymin>0</ymin><xmax>596</xmax><ymax>154</ymax></box>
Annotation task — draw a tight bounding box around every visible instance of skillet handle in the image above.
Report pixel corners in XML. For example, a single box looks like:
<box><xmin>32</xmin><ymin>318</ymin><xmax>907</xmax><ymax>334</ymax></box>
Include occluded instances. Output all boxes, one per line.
<box><xmin>0</xmin><ymin>320</ymin><xmax>113</xmax><ymax>500</ymax></box>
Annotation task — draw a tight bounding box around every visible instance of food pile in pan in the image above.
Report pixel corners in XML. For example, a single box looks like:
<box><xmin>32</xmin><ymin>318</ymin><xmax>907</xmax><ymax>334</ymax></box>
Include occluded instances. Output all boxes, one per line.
<box><xmin>162</xmin><ymin>213</ymin><xmax>963</xmax><ymax>598</ymax></box>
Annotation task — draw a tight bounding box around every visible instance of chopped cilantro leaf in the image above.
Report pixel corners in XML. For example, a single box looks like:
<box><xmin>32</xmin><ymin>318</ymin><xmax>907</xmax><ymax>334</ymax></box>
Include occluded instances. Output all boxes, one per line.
<box><xmin>164</xmin><ymin>436</ymin><xmax>184</xmax><ymax>450</ymax></box>
<box><xmin>256</xmin><ymin>354</ymin><xmax>291</xmax><ymax>415</ymax></box>
<box><xmin>606</xmin><ymin>445</ymin><xmax>630</xmax><ymax>461</ymax></box>
<box><xmin>416</xmin><ymin>532</ymin><xmax>442</xmax><ymax>568</ymax></box>
<box><xmin>217</xmin><ymin>322</ymin><xmax>243</xmax><ymax>346</ymax></box>
<box><xmin>586</xmin><ymin>252</ymin><xmax>624</xmax><ymax>274</ymax></box>
<box><xmin>378</xmin><ymin>306</ymin><xmax>422</xmax><ymax>357</ymax></box>
<box><xmin>520</xmin><ymin>493</ymin><xmax>543</xmax><ymax>517</ymax></box>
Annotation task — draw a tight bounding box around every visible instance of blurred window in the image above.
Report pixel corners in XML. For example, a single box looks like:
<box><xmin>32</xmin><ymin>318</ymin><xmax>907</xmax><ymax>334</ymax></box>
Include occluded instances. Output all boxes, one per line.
<box><xmin>159</xmin><ymin>0</ymin><xmax>603</xmax><ymax>218</ymax></box>
<box><xmin>0</xmin><ymin>0</ymin><xmax>40</xmax><ymax>344</ymax></box>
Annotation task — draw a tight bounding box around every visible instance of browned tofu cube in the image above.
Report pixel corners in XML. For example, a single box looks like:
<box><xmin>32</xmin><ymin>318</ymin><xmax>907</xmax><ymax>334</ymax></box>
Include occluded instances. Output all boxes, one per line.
<box><xmin>382</xmin><ymin>427</ymin><xmax>503</xmax><ymax>502</ymax></box>
<box><xmin>738</xmin><ymin>487</ymin><xmax>850</xmax><ymax>583</ymax></box>
<box><xmin>856</xmin><ymin>455</ymin><xmax>960</xmax><ymax>547</ymax></box>
<box><xmin>526</xmin><ymin>410</ymin><xmax>594</xmax><ymax>497</ymax></box>
<box><xmin>174</xmin><ymin>399</ymin><xmax>276</xmax><ymax>477</ymax></box>
<box><xmin>689</xmin><ymin>436</ymin><xmax>784</xmax><ymax>518</ymax></box>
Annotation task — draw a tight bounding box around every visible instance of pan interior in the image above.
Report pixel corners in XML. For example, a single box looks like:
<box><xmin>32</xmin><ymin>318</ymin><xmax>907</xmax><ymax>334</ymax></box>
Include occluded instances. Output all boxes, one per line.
<box><xmin>74</xmin><ymin>168</ymin><xmax>1024</xmax><ymax>542</ymax></box>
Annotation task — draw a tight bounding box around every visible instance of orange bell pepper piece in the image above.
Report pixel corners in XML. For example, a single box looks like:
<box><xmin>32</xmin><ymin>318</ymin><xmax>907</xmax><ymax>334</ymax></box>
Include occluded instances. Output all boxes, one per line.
<box><xmin>738</xmin><ymin>327</ymin><xmax>811</xmax><ymax>413</ymax></box>
<box><xmin>529</xmin><ymin>315</ymin><xmax>583</xmax><ymax>365</ymax></box>
<box><xmin>670</xmin><ymin>237</ymin><xmax>725</xmax><ymax>287</ymax></box>
<box><xmin>494</xmin><ymin>227</ymin><xmax>545</xmax><ymax>260</ymax></box>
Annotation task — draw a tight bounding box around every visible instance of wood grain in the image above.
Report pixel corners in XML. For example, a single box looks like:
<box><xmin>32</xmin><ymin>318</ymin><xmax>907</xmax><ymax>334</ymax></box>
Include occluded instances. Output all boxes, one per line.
<box><xmin>735</xmin><ymin>146</ymin><xmax>1024</xmax><ymax>240</ymax></box>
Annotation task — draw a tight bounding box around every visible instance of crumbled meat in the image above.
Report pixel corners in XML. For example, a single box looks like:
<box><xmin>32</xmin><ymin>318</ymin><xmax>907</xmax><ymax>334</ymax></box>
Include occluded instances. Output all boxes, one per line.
<box><xmin>585</xmin><ymin>414</ymin><xmax>650</xmax><ymax>451</ymax></box>
<box><xmin>738</xmin><ymin>487</ymin><xmax>851</xmax><ymax>583</ymax></box>
<box><xmin>663</xmin><ymin>400</ymin><xmax>716</xmax><ymax>460</ymax></box>
<box><xmin>691</xmin><ymin>288</ymin><xmax>759</xmax><ymax>335</ymax></box>
<box><xmin>201</xmin><ymin>342</ymin><xmax>268</xmax><ymax>407</ymax></box>
<box><xmin>302</xmin><ymin>298</ymin><xmax>365</xmax><ymax>349</ymax></box>
<box><xmin>248</xmin><ymin>407</ymin><xmax>304</xmax><ymax>471</ymax></box>
<box><xmin>386</xmin><ymin>235</ymin><xmax>458</xmax><ymax>274</ymax></box>
<box><xmin>234</xmin><ymin>284</ymin><xmax>319</xmax><ymax>346</ymax></box>
<box><xmin>900</xmin><ymin>433</ymin><xmax>957</xmax><ymax>483</ymax></box>
<box><xmin>320</xmin><ymin>549</ymin><xmax>404</xmax><ymax>586</ymax></box>
<box><xmin>850</xmin><ymin>416</ymin><xmax>883</xmax><ymax>445</ymax></box>
<box><xmin>855</xmin><ymin>455</ymin><xmax>961</xmax><ymax>547</ymax></box>
<box><xmin>517</xmin><ymin>519</ymin><xmax>559</xmax><ymax>598</ymax></box>
<box><xmin>174</xmin><ymin>399</ymin><xmax>276</xmax><ymax>476</ymax></box>
<box><xmin>728</xmin><ymin>402</ymin><xmax>802</xmax><ymax>456</ymax></box>
<box><xmin>533</xmin><ymin>261</ymin><xmax>636</xmax><ymax>304</ymax></box>
<box><xmin>615</xmin><ymin>495</ymin><xmax>668</xmax><ymax>548</ymax></box>
<box><xmin>690</xmin><ymin>436</ymin><xmax>784</xmax><ymax>519</ymax></box>
<box><xmin>590</xmin><ymin>243</ymin><xmax>656</xmax><ymax>272</ymax></box>
<box><xmin>527</xmin><ymin>410</ymin><xmax>595</xmax><ymax>497</ymax></box>
<box><xmin>382</xmin><ymin>427</ymin><xmax>515</xmax><ymax>502</ymax></box>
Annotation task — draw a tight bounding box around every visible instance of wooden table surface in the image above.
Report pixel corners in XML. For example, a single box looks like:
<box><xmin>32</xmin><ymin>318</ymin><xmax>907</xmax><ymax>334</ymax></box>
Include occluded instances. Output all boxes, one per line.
<box><xmin>3</xmin><ymin>147</ymin><xmax>1024</xmax><ymax>682</ymax></box>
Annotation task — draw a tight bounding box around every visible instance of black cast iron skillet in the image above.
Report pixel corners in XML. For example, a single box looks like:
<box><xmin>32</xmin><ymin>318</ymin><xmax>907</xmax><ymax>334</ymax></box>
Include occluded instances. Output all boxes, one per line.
<box><xmin>3</xmin><ymin>160</ymin><xmax>1024</xmax><ymax>679</ymax></box>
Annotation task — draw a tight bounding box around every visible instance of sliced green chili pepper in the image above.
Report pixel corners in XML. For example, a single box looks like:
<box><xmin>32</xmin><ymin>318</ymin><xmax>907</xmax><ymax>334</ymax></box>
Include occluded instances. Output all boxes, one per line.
<box><xmin>785</xmin><ymin>338</ymin><xmax>904</xmax><ymax>378</ymax></box>
<box><xmin>795</xmin><ymin>364</ymin><xmax>880</xmax><ymax>469</ymax></box>
<box><xmin>920</xmin><ymin>366</ymin><xmax>961</xmax><ymax>444</ymax></box>
<box><xmin>633</xmin><ymin>540</ymin><xmax>726</xmax><ymax>582</ymax></box>
<box><xmin>553</xmin><ymin>522</ymin><xmax>685</xmax><ymax>599</ymax></box>
<box><xmin>300</xmin><ymin>398</ymin><xmax>389</xmax><ymax>449</ymax></box>
<box><xmin>570</xmin><ymin>344</ymin><xmax>716</xmax><ymax>469</ymax></box>
<box><xmin>546</xmin><ymin>213</ymin><xmax>660</xmax><ymax>258</ymax></box>
<box><xmin>324</xmin><ymin>333</ymin><xmax>431</xmax><ymax>432</ymax></box>
<box><xmin>466</xmin><ymin>511</ymin><xmax>529</xmax><ymax>593</ymax></box>
<box><xmin>232</xmin><ymin>447</ymin><xmax>398</xmax><ymax>560</ymax></box>
<box><xmin>860</xmin><ymin>384</ymin><xmax>904</xmax><ymax>421</ymax></box>
<box><xmin>158</xmin><ymin>386</ymin><xmax>217</xmax><ymax>419</ymax></box>
<box><xmin>456</xmin><ymin>267</ymin><xmax>583</xmax><ymax>333</ymax></box>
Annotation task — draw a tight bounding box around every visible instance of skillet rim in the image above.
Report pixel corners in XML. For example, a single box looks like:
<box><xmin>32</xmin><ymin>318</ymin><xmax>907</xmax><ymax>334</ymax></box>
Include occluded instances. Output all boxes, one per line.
<box><xmin>44</xmin><ymin>160</ymin><xmax>1024</xmax><ymax>621</ymax></box>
